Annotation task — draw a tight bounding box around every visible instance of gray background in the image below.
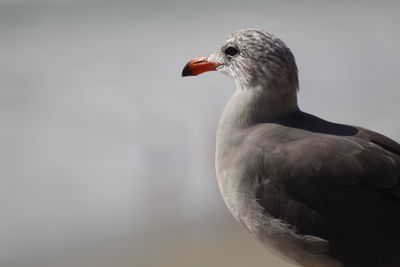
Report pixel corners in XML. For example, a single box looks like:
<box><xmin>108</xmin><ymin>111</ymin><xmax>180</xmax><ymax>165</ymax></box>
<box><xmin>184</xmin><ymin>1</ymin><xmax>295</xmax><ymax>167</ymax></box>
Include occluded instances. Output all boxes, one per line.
<box><xmin>1</xmin><ymin>0</ymin><xmax>399</xmax><ymax>266</ymax></box>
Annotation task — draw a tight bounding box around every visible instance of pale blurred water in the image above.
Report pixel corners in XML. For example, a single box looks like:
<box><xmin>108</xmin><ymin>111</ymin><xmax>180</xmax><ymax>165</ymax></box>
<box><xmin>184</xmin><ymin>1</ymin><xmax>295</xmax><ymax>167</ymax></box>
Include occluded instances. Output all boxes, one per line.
<box><xmin>0</xmin><ymin>0</ymin><xmax>399</xmax><ymax>266</ymax></box>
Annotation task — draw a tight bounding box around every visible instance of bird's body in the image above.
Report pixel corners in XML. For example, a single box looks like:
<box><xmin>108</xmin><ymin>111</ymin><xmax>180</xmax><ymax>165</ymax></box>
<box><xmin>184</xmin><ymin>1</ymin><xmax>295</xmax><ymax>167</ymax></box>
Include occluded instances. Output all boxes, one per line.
<box><xmin>182</xmin><ymin>29</ymin><xmax>400</xmax><ymax>267</ymax></box>
<box><xmin>216</xmin><ymin>89</ymin><xmax>400</xmax><ymax>266</ymax></box>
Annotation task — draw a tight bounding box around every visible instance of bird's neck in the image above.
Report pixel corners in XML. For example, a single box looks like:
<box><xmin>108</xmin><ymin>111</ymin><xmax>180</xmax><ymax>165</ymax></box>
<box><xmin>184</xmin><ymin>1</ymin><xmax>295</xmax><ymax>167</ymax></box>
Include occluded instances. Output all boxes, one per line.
<box><xmin>218</xmin><ymin>85</ymin><xmax>299</xmax><ymax>132</ymax></box>
<box><xmin>215</xmin><ymin>85</ymin><xmax>298</xmax><ymax>199</ymax></box>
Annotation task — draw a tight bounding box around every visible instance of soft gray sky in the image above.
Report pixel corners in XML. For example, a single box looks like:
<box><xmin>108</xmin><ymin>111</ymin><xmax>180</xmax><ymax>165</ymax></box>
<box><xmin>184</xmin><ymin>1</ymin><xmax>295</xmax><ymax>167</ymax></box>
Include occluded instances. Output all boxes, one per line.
<box><xmin>0</xmin><ymin>0</ymin><xmax>399</xmax><ymax>266</ymax></box>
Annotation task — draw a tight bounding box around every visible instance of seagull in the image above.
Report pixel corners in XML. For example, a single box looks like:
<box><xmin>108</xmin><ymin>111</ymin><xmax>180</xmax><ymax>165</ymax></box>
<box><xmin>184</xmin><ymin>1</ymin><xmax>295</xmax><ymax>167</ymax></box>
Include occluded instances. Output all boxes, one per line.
<box><xmin>182</xmin><ymin>29</ymin><xmax>400</xmax><ymax>267</ymax></box>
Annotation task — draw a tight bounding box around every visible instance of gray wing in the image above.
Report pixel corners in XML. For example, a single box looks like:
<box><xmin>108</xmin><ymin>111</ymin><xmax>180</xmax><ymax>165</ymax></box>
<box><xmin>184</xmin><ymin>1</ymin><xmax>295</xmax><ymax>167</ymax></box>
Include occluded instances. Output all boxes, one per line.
<box><xmin>255</xmin><ymin>114</ymin><xmax>400</xmax><ymax>266</ymax></box>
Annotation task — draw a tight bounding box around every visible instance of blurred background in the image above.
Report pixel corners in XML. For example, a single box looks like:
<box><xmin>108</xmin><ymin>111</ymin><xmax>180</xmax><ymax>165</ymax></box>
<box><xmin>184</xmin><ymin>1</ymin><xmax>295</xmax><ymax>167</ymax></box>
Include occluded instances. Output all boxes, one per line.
<box><xmin>1</xmin><ymin>0</ymin><xmax>399</xmax><ymax>266</ymax></box>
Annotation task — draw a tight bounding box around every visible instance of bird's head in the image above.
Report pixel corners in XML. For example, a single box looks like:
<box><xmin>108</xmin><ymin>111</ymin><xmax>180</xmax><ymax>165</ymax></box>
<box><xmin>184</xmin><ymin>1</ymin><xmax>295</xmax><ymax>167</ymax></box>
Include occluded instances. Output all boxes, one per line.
<box><xmin>182</xmin><ymin>29</ymin><xmax>299</xmax><ymax>92</ymax></box>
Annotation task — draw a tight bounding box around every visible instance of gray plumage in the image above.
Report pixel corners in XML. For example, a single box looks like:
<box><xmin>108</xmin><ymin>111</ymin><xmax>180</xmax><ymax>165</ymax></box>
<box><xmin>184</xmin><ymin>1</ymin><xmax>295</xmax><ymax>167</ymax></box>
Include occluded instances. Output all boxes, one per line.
<box><xmin>185</xmin><ymin>29</ymin><xmax>400</xmax><ymax>267</ymax></box>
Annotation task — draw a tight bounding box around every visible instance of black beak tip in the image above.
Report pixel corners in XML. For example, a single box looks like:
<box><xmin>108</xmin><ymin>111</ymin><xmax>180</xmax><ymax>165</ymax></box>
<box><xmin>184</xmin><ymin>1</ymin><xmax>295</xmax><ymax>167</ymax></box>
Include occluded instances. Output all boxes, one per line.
<box><xmin>181</xmin><ymin>63</ymin><xmax>192</xmax><ymax>77</ymax></box>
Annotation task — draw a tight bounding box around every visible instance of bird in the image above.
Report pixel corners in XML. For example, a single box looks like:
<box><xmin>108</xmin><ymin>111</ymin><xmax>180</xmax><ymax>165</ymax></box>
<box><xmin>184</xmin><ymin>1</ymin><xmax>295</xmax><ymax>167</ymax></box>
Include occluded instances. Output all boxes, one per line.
<box><xmin>181</xmin><ymin>29</ymin><xmax>400</xmax><ymax>267</ymax></box>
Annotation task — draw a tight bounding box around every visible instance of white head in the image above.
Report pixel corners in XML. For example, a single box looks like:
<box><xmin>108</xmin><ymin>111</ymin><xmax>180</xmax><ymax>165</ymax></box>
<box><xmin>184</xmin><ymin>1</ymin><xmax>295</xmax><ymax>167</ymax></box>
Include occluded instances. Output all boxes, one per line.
<box><xmin>182</xmin><ymin>29</ymin><xmax>299</xmax><ymax>94</ymax></box>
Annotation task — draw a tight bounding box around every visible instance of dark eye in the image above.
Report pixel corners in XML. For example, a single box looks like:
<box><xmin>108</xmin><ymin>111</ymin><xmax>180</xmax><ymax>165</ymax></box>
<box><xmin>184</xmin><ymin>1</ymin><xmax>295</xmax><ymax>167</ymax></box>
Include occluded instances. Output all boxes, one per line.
<box><xmin>224</xmin><ymin>46</ymin><xmax>239</xmax><ymax>56</ymax></box>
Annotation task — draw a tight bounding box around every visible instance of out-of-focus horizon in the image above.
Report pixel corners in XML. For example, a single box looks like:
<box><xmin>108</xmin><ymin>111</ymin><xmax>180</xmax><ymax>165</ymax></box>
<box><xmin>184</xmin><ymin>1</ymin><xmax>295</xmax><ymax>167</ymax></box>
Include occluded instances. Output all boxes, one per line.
<box><xmin>1</xmin><ymin>0</ymin><xmax>399</xmax><ymax>266</ymax></box>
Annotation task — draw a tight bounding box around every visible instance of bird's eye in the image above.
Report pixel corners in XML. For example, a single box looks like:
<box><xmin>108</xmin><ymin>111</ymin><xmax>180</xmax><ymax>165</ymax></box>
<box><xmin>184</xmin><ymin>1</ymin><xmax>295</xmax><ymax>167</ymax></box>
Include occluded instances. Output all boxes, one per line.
<box><xmin>224</xmin><ymin>46</ymin><xmax>239</xmax><ymax>56</ymax></box>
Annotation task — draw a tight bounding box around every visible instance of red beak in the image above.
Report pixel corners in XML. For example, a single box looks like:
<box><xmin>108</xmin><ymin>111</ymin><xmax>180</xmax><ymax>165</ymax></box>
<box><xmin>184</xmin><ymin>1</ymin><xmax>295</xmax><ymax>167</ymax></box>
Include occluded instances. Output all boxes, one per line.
<box><xmin>181</xmin><ymin>56</ymin><xmax>220</xmax><ymax>77</ymax></box>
